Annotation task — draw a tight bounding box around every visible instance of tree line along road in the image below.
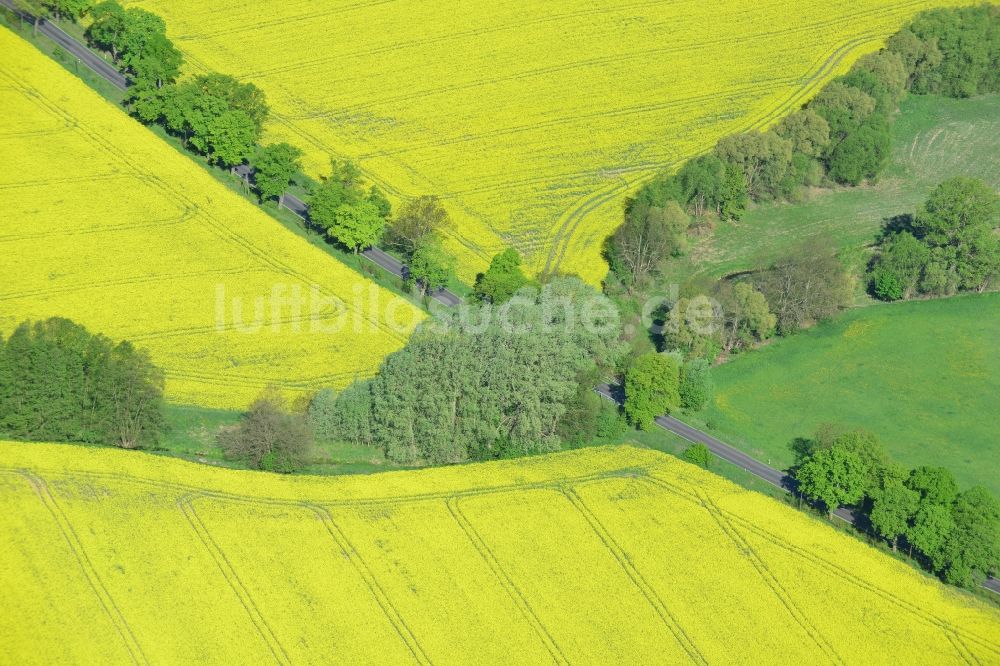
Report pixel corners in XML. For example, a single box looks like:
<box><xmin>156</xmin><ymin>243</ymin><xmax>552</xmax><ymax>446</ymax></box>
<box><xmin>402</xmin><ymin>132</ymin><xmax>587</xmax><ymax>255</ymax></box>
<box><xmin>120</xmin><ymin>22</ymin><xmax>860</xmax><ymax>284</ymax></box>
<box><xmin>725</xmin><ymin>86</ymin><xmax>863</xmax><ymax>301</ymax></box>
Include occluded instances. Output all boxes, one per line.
<box><xmin>6</xmin><ymin>0</ymin><xmax>997</xmax><ymax>597</ymax></box>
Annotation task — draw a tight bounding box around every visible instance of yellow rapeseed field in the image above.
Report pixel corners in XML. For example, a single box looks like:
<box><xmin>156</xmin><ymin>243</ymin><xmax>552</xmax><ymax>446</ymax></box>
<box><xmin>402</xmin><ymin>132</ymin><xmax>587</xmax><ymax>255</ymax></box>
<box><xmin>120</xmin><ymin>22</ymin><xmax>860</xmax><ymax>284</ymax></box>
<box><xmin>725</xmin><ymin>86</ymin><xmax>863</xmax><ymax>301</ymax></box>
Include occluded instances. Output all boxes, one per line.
<box><xmin>2</xmin><ymin>441</ymin><xmax>998</xmax><ymax>664</ymax></box>
<box><xmin>128</xmin><ymin>0</ymin><xmax>973</xmax><ymax>283</ymax></box>
<box><xmin>0</xmin><ymin>29</ymin><xmax>423</xmax><ymax>409</ymax></box>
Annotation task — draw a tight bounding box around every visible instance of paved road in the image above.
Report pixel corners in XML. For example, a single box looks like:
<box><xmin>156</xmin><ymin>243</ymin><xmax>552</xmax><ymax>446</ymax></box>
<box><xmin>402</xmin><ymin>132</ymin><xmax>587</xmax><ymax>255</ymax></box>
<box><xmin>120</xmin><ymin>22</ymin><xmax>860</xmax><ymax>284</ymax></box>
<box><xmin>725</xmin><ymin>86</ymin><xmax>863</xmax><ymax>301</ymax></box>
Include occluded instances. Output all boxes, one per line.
<box><xmin>1</xmin><ymin>0</ymin><xmax>128</xmax><ymax>89</ymax></box>
<box><xmin>280</xmin><ymin>191</ymin><xmax>464</xmax><ymax>308</ymax></box>
<box><xmin>13</xmin><ymin>5</ymin><xmax>998</xmax><ymax>598</ymax></box>
<box><xmin>596</xmin><ymin>383</ymin><xmax>1000</xmax><ymax>596</ymax></box>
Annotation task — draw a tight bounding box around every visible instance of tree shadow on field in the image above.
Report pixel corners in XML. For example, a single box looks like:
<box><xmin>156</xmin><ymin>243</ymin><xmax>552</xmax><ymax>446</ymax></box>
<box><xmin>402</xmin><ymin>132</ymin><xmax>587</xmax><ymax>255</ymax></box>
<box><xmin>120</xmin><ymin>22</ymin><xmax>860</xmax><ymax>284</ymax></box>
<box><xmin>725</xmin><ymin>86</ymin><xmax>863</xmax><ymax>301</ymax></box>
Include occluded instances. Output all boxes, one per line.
<box><xmin>876</xmin><ymin>213</ymin><xmax>915</xmax><ymax>242</ymax></box>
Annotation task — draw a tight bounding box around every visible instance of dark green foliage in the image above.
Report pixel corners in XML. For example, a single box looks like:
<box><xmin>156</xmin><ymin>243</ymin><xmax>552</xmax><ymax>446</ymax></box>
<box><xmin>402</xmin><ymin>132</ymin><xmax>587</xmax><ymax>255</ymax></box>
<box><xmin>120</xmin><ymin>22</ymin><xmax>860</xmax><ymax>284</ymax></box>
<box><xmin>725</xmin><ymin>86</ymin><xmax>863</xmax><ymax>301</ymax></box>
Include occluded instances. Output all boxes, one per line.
<box><xmin>809</xmin><ymin>82</ymin><xmax>877</xmax><ymax>145</ymax></box>
<box><xmin>939</xmin><ymin>487</ymin><xmax>1000</xmax><ymax>588</ymax></box>
<box><xmin>308</xmin><ymin>160</ymin><xmax>387</xmax><ymax>252</ymax></box>
<box><xmin>660</xmin><ymin>296</ymin><xmax>723</xmax><ymax>362</ymax></box>
<box><xmin>795</xmin><ymin>443</ymin><xmax>867</xmax><ymax>517</ymax></box>
<box><xmin>714</xmin><ymin>130</ymin><xmax>793</xmax><ymax>201</ymax></box>
<box><xmin>682</xmin><ymin>443</ymin><xmax>712</xmax><ymax>469</ymax></box>
<box><xmin>408</xmin><ymin>237</ymin><xmax>455</xmax><ymax>296</ymax></box>
<box><xmin>852</xmin><ymin>50</ymin><xmax>909</xmax><ymax>105</ymax></box>
<box><xmin>42</xmin><ymin>0</ymin><xmax>92</xmax><ymax>20</ymax></box>
<box><xmin>913</xmin><ymin>177</ymin><xmax>1000</xmax><ymax>293</ymax></box>
<box><xmin>133</xmin><ymin>74</ymin><xmax>268</xmax><ymax>166</ymax></box>
<box><xmin>871</xmin><ymin>178</ymin><xmax>1000</xmax><ymax>298</ymax></box>
<box><xmin>869</xmin><ymin>231</ymin><xmax>930</xmax><ymax>301</ymax></box>
<box><xmin>86</xmin><ymin>1</ymin><xmax>181</xmax><ymax>87</ymax></box>
<box><xmin>594</xmin><ymin>405</ymin><xmax>629</xmax><ymax>439</ymax></box>
<box><xmin>908</xmin><ymin>503</ymin><xmax>956</xmax><ymax>569</ymax></box>
<box><xmin>826</xmin><ymin>117</ymin><xmax>892</xmax><ymax>185</ymax></box>
<box><xmin>790</xmin><ymin>422</ymin><xmax>1000</xmax><ymax>588</ymax></box>
<box><xmin>309</xmin><ymin>159</ymin><xmax>362</xmax><ymax>223</ymax></box>
<box><xmin>774</xmin><ymin>109</ymin><xmax>831</xmax><ymax>159</ymax></box>
<box><xmin>679</xmin><ymin>358</ymin><xmax>712</xmax><ymax>411</ymax></box>
<box><xmin>386</xmin><ymin>195</ymin><xmax>451</xmax><ymax>258</ymax></box>
<box><xmin>870</xmin><ymin>480</ymin><xmax>919</xmax><ymax>551</ymax></box>
<box><xmin>0</xmin><ymin>318</ymin><xmax>165</xmax><ymax>448</ymax></box>
<box><xmin>328</xmin><ymin>278</ymin><xmax>623</xmax><ymax>464</ymax></box>
<box><xmin>556</xmin><ymin>372</ymin><xmax>605</xmax><ymax>447</ymax></box>
<box><xmin>894</xmin><ymin>6</ymin><xmax>1000</xmax><ymax>98</ymax></box>
<box><xmin>366</xmin><ymin>185</ymin><xmax>392</xmax><ymax>220</ymax></box>
<box><xmin>605</xmin><ymin>200</ymin><xmax>689</xmax><ymax>290</ymax></box>
<box><xmin>624</xmin><ymin>353</ymin><xmax>680</xmax><ymax>429</ymax></box>
<box><xmin>219</xmin><ymin>392</ymin><xmax>312</xmax><ymax>473</ymax></box>
<box><xmin>717</xmin><ymin>282</ymin><xmax>776</xmax><ymax>354</ymax></box>
<box><xmin>907</xmin><ymin>466</ymin><xmax>960</xmax><ymax>506</ymax></box>
<box><xmin>251</xmin><ymin>142</ymin><xmax>302</xmax><ymax>202</ymax></box>
<box><xmin>474</xmin><ymin>248</ymin><xmax>531</xmax><ymax>304</ymax></box>
<box><xmin>309</xmin><ymin>384</ymin><xmax>372</xmax><ymax>447</ymax></box>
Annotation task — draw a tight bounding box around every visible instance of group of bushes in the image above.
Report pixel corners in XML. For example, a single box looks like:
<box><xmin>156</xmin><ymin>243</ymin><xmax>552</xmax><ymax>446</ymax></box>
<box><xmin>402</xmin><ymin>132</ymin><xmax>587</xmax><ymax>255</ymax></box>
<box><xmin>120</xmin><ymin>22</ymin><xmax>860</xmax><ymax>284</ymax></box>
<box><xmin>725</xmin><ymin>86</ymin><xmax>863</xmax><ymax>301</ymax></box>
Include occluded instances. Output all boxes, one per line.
<box><xmin>605</xmin><ymin>36</ymin><xmax>911</xmax><ymax>295</ymax></box>
<box><xmin>793</xmin><ymin>427</ymin><xmax>1000</xmax><ymax>590</ymax></box>
<box><xmin>869</xmin><ymin>176</ymin><xmax>999</xmax><ymax>300</ymax></box>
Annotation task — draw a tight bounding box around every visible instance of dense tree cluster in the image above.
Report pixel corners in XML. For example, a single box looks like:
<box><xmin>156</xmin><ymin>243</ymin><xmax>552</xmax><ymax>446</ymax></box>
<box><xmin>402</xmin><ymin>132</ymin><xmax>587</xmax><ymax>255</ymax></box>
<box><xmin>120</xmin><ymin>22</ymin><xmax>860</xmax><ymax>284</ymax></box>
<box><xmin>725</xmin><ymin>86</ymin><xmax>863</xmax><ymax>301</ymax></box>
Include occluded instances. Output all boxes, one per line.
<box><xmin>0</xmin><ymin>318</ymin><xmax>165</xmax><ymax>448</ymax></box>
<box><xmin>379</xmin><ymin>195</ymin><xmax>458</xmax><ymax>296</ymax></box>
<box><xmin>793</xmin><ymin>428</ymin><xmax>1000</xmax><ymax>589</ymax></box>
<box><xmin>870</xmin><ymin>177</ymin><xmax>1000</xmax><ymax>299</ymax></box>
<box><xmin>473</xmin><ymin>248</ymin><xmax>532</xmax><ymax>304</ymax></box>
<box><xmin>890</xmin><ymin>5</ymin><xmax>1000</xmax><ymax>98</ymax></box>
<box><xmin>314</xmin><ymin>278</ymin><xmax>624</xmax><ymax>464</ymax></box>
<box><xmin>134</xmin><ymin>73</ymin><xmax>269</xmax><ymax>167</ymax></box>
<box><xmin>308</xmin><ymin>160</ymin><xmax>391</xmax><ymax>253</ymax></box>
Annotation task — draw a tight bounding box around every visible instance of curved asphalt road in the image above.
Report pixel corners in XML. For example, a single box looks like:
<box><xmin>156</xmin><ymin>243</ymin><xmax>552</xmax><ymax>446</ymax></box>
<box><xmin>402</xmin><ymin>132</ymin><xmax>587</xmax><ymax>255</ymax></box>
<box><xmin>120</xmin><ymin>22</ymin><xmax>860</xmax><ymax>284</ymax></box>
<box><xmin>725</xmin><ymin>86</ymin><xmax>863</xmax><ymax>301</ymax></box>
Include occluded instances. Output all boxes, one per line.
<box><xmin>7</xmin><ymin>1</ymin><xmax>997</xmax><ymax>596</ymax></box>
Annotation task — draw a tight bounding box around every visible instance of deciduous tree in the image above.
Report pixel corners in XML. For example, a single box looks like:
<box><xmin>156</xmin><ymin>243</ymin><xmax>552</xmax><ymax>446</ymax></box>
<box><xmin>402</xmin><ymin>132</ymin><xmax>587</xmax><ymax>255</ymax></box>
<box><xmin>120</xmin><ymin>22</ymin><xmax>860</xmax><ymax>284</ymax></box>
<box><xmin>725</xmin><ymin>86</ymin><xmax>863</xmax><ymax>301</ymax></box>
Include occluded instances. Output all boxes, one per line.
<box><xmin>252</xmin><ymin>143</ymin><xmax>302</xmax><ymax>202</ymax></box>
<box><xmin>624</xmin><ymin>353</ymin><xmax>680</xmax><ymax>429</ymax></box>
<box><xmin>386</xmin><ymin>195</ymin><xmax>451</xmax><ymax>257</ymax></box>
<box><xmin>474</xmin><ymin>248</ymin><xmax>530</xmax><ymax>304</ymax></box>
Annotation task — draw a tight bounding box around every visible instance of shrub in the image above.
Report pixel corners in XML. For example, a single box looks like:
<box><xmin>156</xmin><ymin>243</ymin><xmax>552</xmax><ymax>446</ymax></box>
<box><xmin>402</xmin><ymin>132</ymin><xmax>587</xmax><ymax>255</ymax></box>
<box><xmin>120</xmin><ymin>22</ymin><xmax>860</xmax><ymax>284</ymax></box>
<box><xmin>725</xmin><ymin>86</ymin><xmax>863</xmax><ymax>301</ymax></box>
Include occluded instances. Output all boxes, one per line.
<box><xmin>679</xmin><ymin>359</ymin><xmax>713</xmax><ymax>411</ymax></box>
<box><xmin>220</xmin><ymin>391</ymin><xmax>312</xmax><ymax>472</ymax></box>
<box><xmin>682</xmin><ymin>443</ymin><xmax>712</xmax><ymax>469</ymax></box>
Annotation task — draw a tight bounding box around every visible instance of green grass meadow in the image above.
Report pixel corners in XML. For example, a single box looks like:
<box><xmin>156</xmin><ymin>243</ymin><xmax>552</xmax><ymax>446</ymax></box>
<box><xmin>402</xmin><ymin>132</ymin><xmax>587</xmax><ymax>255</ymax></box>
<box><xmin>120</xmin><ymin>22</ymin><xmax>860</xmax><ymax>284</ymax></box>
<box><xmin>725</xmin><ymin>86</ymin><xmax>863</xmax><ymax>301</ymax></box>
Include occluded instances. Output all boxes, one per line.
<box><xmin>694</xmin><ymin>293</ymin><xmax>1000</xmax><ymax>495</ymax></box>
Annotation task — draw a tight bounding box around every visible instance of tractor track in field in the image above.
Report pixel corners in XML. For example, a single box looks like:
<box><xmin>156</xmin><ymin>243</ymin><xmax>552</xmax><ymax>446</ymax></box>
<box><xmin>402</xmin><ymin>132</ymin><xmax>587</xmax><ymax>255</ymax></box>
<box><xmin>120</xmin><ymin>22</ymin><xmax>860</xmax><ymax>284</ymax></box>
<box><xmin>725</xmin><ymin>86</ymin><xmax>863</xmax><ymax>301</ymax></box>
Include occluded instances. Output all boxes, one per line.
<box><xmin>7</xmin><ymin>464</ymin><xmax>1000</xmax><ymax>659</ymax></box>
<box><xmin>241</xmin><ymin>0</ymin><xmax>687</xmax><ymax>79</ymax></box>
<box><xmin>0</xmin><ymin>67</ymin><xmax>409</xmax><ymax>345</ymax></box>
<box><xmin>446</xmin><ymin>496</ymin><xmax>568</xmax><ymax>665</ymax></box>
<box><xmin>0</xmin><ymin>206</ymin><xmax>195</xmax><ymax>243</ymax></box>
<box><xmin>178</xmin><ymin>494</ymin><xmax>291</xmax><ymax>665</ymax></box>
<box><xmin>559</xmin><ymin>484</ymin><xmax>707</xmax><ymax>664</ymax></box>
<box><xmin>696</xmin><ymin>489</ymin><xmax>845</xmax><ymax>664</ymax></box>
<box><xmin>5</xmin><ymin>469</ymin><xmax>148</xmax><ymax>665</ymax></box>
<box><xmin>543</xmin><ymin>31</ymin><xmax>881</xmax><ymax>276</ymax></box>
<box><xmin>305</xmin><ymin>502</ymin><xmax>433</xmax><ymax>665</ymax></box>
<box><xmin>640</xmin><ymin>475</ymin><xmax>1000</xmax><ymax>659</ymax></box>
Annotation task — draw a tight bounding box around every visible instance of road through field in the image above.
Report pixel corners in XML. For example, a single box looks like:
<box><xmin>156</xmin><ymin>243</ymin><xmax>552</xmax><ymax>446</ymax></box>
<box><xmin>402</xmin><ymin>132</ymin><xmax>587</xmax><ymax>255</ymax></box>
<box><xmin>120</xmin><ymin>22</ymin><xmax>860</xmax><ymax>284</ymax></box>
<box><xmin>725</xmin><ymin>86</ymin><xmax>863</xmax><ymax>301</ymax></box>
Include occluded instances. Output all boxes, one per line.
<box><xmin>6</xmin><ymin>1</ymin><xmax>996</xmax><ymax>598</ymax></box>
<box><xmin>595</xmin><ymin>383</ymin><xmax>1000</xmax><ymax>597</ymax></box>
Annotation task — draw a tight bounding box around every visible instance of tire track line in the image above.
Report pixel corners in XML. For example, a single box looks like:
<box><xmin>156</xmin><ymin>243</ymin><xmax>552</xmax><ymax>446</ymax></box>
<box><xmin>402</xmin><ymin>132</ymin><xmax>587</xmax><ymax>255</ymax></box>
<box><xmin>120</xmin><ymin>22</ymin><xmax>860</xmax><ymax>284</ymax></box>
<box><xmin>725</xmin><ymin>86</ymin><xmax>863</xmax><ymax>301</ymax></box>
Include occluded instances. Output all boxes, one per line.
<box><xmin>177</xmin><ymin>494</ymin><xmax>291</xmax><ymax>665</ymax></box>
<box><xmin>446</xmin><ymin>496</ymin><xmax>567</xmax><ymax>665</ymax></box>
<box><xmin>695</xmin><ymin>488</ymin><xmax>844</xmax><ymax>665</ymax></box>
<box><xmin>304</xmin><ymin>503</ymin><xmax>431</xmax><ymax>665</ymax></box>
<box><xmin>243</xmin><ymin>0</ymin><xmax>685</xmax><ymax>79</ymax></box>
<box><xmin>643</xmin><ymin>474</ymin><xmax>1000</xmax><ymax>657</ymax></box>
<box><xmin>544</xmin><ymin>32</ymin><xmax>880</xmax><ymax>275</ymax></box>
<box><xmin>0</xmin><ymin>206</ymin><xmax>195</xmax><ymax>244</ymax></box>
<box><xmin>12</xmin><ymin>470</ymin><xmax>148</xmax><ymax>665</ymax></box>
<box><xmin>560</xmin><ymin>484</ymin><xmax>706</xmax><ymax>665</ymax></box>
<box><xmin>0</xmin><ymin>68</ymin><xmax>408</xmax><ymax>344</ymax></box>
